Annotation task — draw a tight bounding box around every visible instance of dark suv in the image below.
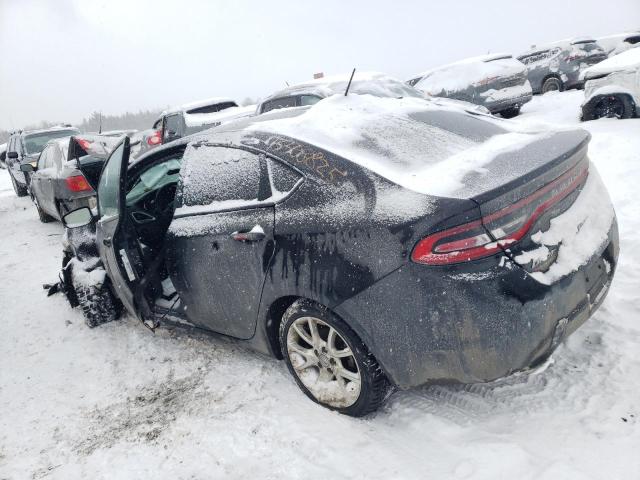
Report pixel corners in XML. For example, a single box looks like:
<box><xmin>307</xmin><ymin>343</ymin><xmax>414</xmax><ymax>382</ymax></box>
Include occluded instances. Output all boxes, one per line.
<box><xmin>518</xmin><ymin>38</ymin><xmax>608</xmax><ymax>93</ymax></box>
<box><xmin>4</xmin><ymin>126</ymin><xmax>80</xmax><ymax>196</ymax></box>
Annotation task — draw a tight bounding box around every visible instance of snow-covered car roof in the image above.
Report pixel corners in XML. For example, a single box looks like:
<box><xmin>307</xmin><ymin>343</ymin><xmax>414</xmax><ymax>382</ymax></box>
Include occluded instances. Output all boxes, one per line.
<box><xmin>227</xmin><ymin>94</ymin><xmax>560</xmax><ymax>198</ymax></box>
<box><xmin>409</xmin><ymin>53</ymin><xmax>515</xmax><ymax>79</ymax></box>
<box><xmin>583</xmin><ymin>47</ymin><xmax>640</xmax><ymax>80</ymax></box>
<box><xmin>22</xmin><ymin>125</ymin><xmax>79</xmax><ymax>137</ymax></box>
<box><xmin>597</xmin><ymin>32</ymin><xmax>640</xmax><ymax>51</ymax></box>
<box><xmin>259</xmin><ymin>71</ymin><xmax>423</xmax><ymax>107</ymax></box>
<box><xmin>163</xmin><ymin>97</ymin><xmax>237</xmax><ymax>116</ymax></box>
<box><xmin>520</xmin><ymin>37</ymin><xmax>598</xmax><ymax>56</ymax></box>
<box><xmin>409</xmin><ymin>54</ymin><xmax>525</xmax><ymax>94</ymax></box>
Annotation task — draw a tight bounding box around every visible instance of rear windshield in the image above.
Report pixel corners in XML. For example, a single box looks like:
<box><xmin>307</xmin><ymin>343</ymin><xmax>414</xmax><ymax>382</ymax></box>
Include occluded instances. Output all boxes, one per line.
<box><xmin>23</xmin><ymin>129</ymin><xmax>78</xmax><ymax>155</ymax></box>
<box><xmin>186</xmin><ymin>101</ymin><xmax>238</xmax><ymax>114</ymax></box>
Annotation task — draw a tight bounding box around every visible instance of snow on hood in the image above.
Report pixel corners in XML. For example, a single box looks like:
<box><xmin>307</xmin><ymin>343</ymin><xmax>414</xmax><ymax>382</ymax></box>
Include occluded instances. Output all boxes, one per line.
<box><xmin>583</xmin><ymin>48</ymin><xmax>640</xmax><ymax>79</ymax></box>
<box><xmin>412</xmin><ymin>54</ymin><xmax>526</xmax><ymax>93</ymax></box>
<box><xmin>250</xmin><ymin>94</ymin><xmax>555</xmax><ymax>197</ymax></box>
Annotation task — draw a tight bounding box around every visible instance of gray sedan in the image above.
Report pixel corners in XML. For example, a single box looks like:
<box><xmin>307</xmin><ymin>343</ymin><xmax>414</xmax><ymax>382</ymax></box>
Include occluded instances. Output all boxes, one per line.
<box><xmin>23</xmin><ymin>135</ymin><xmax>118</xmax><ymax>222</ymax></box>
<box><xmin>518</xmin><ymin>37</ymin><xmax>608</xmax><ymax>93</ymax></box>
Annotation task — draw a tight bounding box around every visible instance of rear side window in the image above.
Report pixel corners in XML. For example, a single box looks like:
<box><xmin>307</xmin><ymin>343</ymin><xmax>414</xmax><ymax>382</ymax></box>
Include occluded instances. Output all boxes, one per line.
<box><xmin>260</xmin><ymin>96</ymin><xmax>297</xmax><ymax>114</ymax></box>
<box><xmin>186</xmin><ymin>101</ymin><xmax>238</xmax><ymax>114</ymax></box>
<box><xmin>180</xmin><ymin>146</ymin><xmax>264</xmax><ymax>207</ymax></box>
<box><xmin>164</xmin><ymin>114</ymin><xmax>183</xmax><ymax>139</ymax></box>
<box><xmin>268</xmin><ymin>158</ymin><xmax>302</xmax><ymax>194</ymax></box>
<box><xmin>299</xmin><ymin>95</ymin><xmax>321</xmax><ymax>107</ymax></box>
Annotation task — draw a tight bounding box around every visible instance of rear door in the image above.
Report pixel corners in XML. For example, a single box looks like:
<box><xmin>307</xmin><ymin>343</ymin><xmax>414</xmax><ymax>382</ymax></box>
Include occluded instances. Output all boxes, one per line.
<box><xmin>41</xmin><ymin>144</ymin><xmax>61</xmax><ymax>216</ymax></box>
<box><xmin>30</xmin><ymin>147</ymin><xmax>48</xmax><ymax>204</ymax></box>
<box><xmin>166</xmin><ymin>145</ymin><xmax>276</xmax><ymax>339</ymax></box>
<box><xmin>93</xmin><ymin>137</ymin><xmax>141</xmax><ymax>318</ymax></box>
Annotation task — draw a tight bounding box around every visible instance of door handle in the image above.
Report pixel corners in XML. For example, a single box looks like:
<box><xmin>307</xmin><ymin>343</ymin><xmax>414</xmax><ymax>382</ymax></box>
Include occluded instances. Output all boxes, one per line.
<box><xmin>231</xmin><ymin>225</ymin><xmax>265</xmax><ymax>243</ymax></box>
<box><xmin>103</xmin><ymin>237</ymin><xmax>112</xmax><ymax>247</ymax></box>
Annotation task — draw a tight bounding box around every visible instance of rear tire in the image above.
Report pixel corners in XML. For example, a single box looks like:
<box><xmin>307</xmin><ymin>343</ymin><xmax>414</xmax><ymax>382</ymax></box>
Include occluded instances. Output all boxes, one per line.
<box><xmin>500</xmin><ymin>106</ymin><xmax>521</xmax><ymax>119</ymax></box>
<box><xmin>541</xmin><ymin>77</ymin><xmax>563</xmax><ymax>94</ymax></box>
<box><xmin>10</xmin><ymin>173</ymin><xmax>28</xmax><ymax>197</ymax></box>
<box><xmin>34</xmin><ymin>197</ymin><xmax>55</xmax><ymax>223</ymax></box>
<box><xmin>76</xmin><ymin>281</ymin><xmax>122</xmax><ymax>328</ymax></box>
<box><xmin>279</xmin><ymin>299</ymin><xmax>392</xmax><ymax>417</ymax></box>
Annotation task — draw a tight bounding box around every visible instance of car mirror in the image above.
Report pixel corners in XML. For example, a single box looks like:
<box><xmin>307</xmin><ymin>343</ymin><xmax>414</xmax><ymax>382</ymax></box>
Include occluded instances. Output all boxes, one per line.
<box><xmin>20</xmin><ymin>163</ymin><xmax>34</xmax><ymax>173</ymax></box>
<box><xmin>63</xmin><ymin>207</ymin><xmax>94</xmax><ymax>228</ymax></box>
<box><xmin>7</xmin><ymin>151</ymin><xmax>18</xmax><ymax>159</ymax></box>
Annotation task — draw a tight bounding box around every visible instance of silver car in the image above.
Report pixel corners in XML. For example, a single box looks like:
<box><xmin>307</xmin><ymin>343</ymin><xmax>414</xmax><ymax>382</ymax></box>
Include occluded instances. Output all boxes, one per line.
<box><xmin>407</xmin><ymin>54</ymin><xmax>533</xmax><ymax>118</ymax></box>
<box><xmin>22</xmin><ymin>135</ymin><xmax>119</xmax><ymax>223</ymax></box>
<box><xmin>518</xmin><ymin>37</ymin><xmax>608</xmax><ymax>94</ymax></box>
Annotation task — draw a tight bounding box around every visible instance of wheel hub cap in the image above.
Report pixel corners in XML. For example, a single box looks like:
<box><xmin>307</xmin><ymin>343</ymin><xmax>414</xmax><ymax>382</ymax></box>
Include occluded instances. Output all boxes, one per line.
<box><xmin>287</xmin><ymin>316</ymin><xmax>362</xmax><ymax>408</ymax></box>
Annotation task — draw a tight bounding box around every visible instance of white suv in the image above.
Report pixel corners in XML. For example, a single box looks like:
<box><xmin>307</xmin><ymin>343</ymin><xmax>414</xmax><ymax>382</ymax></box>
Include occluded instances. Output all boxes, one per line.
<box><xmin>581</xmin><ymin>48</ymin><xmax>640</xmax><ymax>120</ymax></box>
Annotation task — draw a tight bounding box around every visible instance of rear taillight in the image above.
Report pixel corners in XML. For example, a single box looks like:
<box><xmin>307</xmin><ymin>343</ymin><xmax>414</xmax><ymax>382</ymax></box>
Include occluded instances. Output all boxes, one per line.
<box><xmin>76</xmin><ymin>138</ymin><xmax>92</xmax><ymax>151</ymax></box>
<box><xmin>411</xmin><ymin>162</ymin><xmax>589</xmax><ymax>266</ymax></box>
<box><xmin>65</xmin><ymin>175</ymin><xmax>92</xmax><ymax>192</ymax></box>
<box><xmin>565</xmin><ymin>54</ymin><xmax>588</xmax><ymax>62</ymax></box>
<box><xmin>147</xmin><ymin>130</ymin><xmax>162</xmax><ymax>146</ymax></box>
<box><xmin>475</xmin><ymin>76</ymin><xmax>499</xmax><ymax>86</ymax></box>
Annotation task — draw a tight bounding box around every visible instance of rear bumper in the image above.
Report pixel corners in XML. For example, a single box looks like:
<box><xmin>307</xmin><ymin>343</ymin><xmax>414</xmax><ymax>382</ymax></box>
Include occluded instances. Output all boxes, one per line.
<box><xmin>483</xmin><ymin>85</ymin><xmax>533</xmax><ymax>113</ymax></box>
<box><xmin>335</xmin><ymin>220</ymin><xmax>618</xmax><ymax>389</ymax></box>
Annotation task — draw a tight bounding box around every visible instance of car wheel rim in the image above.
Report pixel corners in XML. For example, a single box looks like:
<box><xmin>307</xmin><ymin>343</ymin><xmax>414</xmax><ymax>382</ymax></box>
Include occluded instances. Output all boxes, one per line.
<box><xmin>287</xmin><ymin>316</ymin><xmax>361</xmax><ymax>408</ymax></box>
<box><xmin>595</xmin><ymin>97</ymin><xmax>623</xmax><ymax>119</ymax></box>
<box><xmin>544</xmin><ymin>79</ymin><xmax>560</xmax><ymax>92</ymax></box>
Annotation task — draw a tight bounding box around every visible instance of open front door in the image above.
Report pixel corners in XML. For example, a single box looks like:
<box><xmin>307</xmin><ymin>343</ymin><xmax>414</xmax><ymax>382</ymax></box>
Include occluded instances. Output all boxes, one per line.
<box><xmin>92</xmin><ymin>137</ymin><xmax>146</xmax><ymax>322</ymax></box>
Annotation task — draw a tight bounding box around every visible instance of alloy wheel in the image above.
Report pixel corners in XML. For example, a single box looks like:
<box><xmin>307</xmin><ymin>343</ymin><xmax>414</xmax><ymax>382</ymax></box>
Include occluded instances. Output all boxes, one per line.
<box><xmin>286</xmin><ymin>316</ymin><xmax>361</xmax><ymax>408</ymax></box>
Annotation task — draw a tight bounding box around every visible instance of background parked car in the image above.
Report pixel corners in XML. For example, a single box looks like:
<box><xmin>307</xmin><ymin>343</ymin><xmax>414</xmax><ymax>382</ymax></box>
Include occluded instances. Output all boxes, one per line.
<box><xmin>64</xmin><ymin>95</ymin><xmax>617</xmax><ymax>416</ymax></box>
<box><xmin>0</xmin><ymin>142</ymin><xmax>6</xmax><ymax>169</ymax></box>
<box><xmin>518</xmin><ymin>37</ymin><xmax>608</xmax><ymax>94</ymax></box>
<box><xmin>256</xmin><ymin>71</ymin><xmax>424</xmax><ymax>114</ymax></box>
<box><xmin>581</xmin><ymin>48</ymin><xmax>640</xmax><ymax>120</ymax></box>
<box><xmin>21</xmin><ymin>134</ymin><xmax>120</xmax><ymax>222</ymax></box>
<box><xmin>596</xmin><ymin>32</ymin><xmax>640</xmax><ymax>57</ymax></box>
<box><xmin>407</xmin><ymin>54</ymin><xmax>532</xmax><ymax>118</ymax></box>
<box><xmin>4</xmin><ymin>126</ymin><xmax>80</xmax><ymax>196</ymax></box>
<box><xmin>136</xmin><ymin>98</ymin><xmax>254</xmax><ymax>157</ymax></box>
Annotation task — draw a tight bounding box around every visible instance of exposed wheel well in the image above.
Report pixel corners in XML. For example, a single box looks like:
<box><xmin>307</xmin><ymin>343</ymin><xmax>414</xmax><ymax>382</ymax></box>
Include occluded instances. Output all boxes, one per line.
<box><xmin>265</xmin><ymin>295</ymin><xmax>301</xmax><ymax>359</ymax></box>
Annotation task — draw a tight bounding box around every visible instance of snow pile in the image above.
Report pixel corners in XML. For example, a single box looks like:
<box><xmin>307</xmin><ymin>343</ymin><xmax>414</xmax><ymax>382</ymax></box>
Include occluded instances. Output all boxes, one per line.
<box><xmin>582</xmin><ymin>47</ymin><xmax>640</xmax><ymax>80</ymax></box>
<box><xmin>514</xmin><ymin>165</ymin><xmax>615</xmax><ymax>284</ymax></box>
<box><xmin>252</xmin><ymin>94</ymin><xmax>552</xmax><ymax>197</ymax></box>
<box><xmin>413</xmin><ymin>55</ymin><xmax>526</xmax><ymax>94</ymax></box>
<box><xmin>68</xmin><ymin>257</ymin><xmax>106</xmax><ymax>287</ymax></box>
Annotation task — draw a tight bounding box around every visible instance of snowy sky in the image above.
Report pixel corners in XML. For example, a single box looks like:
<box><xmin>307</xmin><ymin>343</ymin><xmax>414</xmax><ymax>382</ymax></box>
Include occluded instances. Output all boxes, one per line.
<box><xmin>0</xmin><ymin>0</ymin><xmax>639</xmax><ymax>130</ymax></box>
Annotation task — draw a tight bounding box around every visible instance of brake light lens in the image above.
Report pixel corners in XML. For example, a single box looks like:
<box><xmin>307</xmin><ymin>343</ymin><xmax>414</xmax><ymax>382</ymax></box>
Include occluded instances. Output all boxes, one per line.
<box><xmin>65</xmin><ymin>175</ymin><xmax>92</xmax><ymax>192</ymax></box>
<box><xmin>147</xmin><ymin>130</ymin><xmax>162</xmax><ymax>146</ymax></box>
<box><xmin>474</xmin><ymin>76</ymin><xmax>499</xmax><ymax>86</ymax></box>
<box><xmin>411</xmin><ymin>162</ymin><xmax>589</xmax><ymax>265</ymax></box>
<box><xmin>76</xmin><ymin>138</ymin><xmax>92</xmax><ymax>152</ymax></box>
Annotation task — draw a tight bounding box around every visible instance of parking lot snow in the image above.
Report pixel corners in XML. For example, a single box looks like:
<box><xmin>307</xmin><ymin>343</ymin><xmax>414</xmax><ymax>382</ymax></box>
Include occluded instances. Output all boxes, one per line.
<box><xmin>1</xmin><ymin>91</ymin><xmax>639</xmax><ymax>479</ymax></box>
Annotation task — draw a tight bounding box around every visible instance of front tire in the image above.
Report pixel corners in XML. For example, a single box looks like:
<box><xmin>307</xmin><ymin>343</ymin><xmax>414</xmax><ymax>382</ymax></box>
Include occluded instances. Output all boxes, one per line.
<box><xmin>541</xmin><ymin>76</ymin><xmax>563</xmax><ymax>94</ymax></box>
<box><xmin>500</xmin><ymin>106</ymin><xmax>521</xmax><ymax>119</ymax></box>
<box><xmin>34</xmin><ymin>197</ymin><xmax>55</xmax><ymax>223</ymax></box>
<box><xmin>76</xmin><ymin>281</ymin><xmax>122</xmax><ymax>328</ymax></box>
<box><xmin>279</xmin><ymin>299</ymin><xmax>391</xmax><ymax>416</ymax></box>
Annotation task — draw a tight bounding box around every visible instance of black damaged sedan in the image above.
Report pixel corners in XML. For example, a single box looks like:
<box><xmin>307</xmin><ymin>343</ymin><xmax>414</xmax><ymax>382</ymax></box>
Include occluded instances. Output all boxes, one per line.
<box><xmin>63</xmin><ymin>95</ymin><xmax>618</xmax><ymax>416</ymax></box>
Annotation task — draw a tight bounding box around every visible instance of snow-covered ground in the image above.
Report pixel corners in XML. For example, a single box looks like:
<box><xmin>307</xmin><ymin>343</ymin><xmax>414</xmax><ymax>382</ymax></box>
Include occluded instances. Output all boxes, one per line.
<box><xmin>1</xmin><ymin>91</ymin><xmax>639</xmax><ymax>479</ymax></box>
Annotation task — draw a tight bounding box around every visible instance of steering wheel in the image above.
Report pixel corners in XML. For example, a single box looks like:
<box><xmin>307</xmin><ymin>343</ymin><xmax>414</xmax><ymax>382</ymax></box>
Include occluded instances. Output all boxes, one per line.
<box><xmin>153</xmin><ymin>183</ymin><xmax>178</xmax><ymax>217</ymax></box>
